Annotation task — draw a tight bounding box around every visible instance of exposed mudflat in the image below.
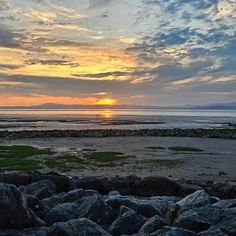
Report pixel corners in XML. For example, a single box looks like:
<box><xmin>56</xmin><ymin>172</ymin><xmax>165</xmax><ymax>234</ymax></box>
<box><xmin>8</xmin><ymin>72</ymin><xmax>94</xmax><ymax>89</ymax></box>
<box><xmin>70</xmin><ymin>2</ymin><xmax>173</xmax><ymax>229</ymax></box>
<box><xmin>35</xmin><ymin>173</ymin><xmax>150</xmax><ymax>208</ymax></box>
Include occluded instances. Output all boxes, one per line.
<box><xmin>1</xmin><ymin>136</ymin><xmax>236</xmax><ymax>181</ymax></box>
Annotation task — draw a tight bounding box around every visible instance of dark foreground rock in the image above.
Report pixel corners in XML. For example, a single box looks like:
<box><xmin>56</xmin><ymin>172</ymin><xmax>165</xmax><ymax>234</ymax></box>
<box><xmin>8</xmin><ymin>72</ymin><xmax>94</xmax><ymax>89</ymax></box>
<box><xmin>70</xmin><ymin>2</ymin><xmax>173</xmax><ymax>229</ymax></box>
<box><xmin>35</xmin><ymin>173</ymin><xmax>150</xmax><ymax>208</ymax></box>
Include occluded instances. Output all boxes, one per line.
<box><xmin>1</xmin><ymin>172</ymin><xmax>236</xmax><ymax>235</ymax></box>
<box><xmin>0</xmin><ymin>183</ymin><xmax>45</xmax><ymax>229</ymax></box>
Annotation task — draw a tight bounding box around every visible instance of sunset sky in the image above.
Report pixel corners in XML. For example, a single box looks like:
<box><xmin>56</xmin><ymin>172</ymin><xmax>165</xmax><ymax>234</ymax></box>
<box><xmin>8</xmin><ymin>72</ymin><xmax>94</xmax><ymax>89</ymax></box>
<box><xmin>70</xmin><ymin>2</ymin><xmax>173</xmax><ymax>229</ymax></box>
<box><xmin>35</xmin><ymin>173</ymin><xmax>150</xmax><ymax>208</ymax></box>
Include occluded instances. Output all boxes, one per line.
<box><xmin>0</xmin><ymin>0</ymin><xmax>236</xmax><ymax>106</ymax></box>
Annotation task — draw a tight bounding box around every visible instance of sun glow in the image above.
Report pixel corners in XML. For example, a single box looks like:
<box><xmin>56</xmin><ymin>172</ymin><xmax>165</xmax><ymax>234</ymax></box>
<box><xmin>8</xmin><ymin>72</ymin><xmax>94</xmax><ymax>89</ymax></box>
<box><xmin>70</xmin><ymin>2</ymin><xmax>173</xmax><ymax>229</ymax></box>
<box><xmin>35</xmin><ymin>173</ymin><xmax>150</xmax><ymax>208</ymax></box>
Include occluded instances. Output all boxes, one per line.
<box><xmin>96</xmin><ymin>98</ymin><xmax>116</xmax><ymax>105</ymax></box>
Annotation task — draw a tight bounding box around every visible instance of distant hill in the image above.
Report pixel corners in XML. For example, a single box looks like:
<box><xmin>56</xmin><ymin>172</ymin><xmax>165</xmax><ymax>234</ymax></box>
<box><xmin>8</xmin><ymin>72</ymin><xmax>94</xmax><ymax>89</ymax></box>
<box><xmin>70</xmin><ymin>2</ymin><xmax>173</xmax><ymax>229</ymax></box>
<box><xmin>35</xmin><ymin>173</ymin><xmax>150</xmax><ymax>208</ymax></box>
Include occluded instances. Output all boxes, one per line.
<box><xmin>0</xmin><ymin>102</ymin><xmax>236</xmax><ymax>110</ymax></box>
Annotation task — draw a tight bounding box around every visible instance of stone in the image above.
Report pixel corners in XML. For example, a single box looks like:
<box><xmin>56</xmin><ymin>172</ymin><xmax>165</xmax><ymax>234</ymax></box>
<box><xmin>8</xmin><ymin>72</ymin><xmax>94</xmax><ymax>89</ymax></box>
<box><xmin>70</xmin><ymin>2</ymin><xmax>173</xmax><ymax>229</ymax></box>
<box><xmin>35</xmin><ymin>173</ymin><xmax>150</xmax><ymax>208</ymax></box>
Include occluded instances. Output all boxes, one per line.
<box><xmin>75</xmin><ymin>194</ymin><xmax>117</xmax><ymax>226</ymax></box>
<box><xmin>20</xmin><ymin>180</ymin><xmax>56</xmax><ymax>200</ymax></box>
<box><xmin>0</xmin><ymin>227</ymin><xmax>49</xmax><ymax>236</ymax></box>
<box><xmin>26</xmin><ymin>195</ymin><xmax>50</xmax><ymax>218</ymax></box>
<box><xmin>174</xmin><ymin>206</ymin><xmax>224</xmax><ymax>233</ymax></box>
<box><xmin>43</xmin><ymin>202</ymin><xmax>80</xmax><ymax>226</ymax></box>
<box><xmin>151</xmin><ymin>226</ymin><xmax>196</xmax><ymax>236</ymax></box>
<box><xmin>208</xmin><ymin>182</ymin><xmax>236</xmax><ymax>199</ymax></box>
<box><xmin>0</xmin><ymin>183</ymin><xmax>45</xmax><ymax>229</ymax></box>
<box><xmin>138</xmin><ymin>215</ymin><xmax>167</xmax><ymax>235</ymax></box>
<box><xmin>41</xmin><ymin>192</ymin><xmax>65</xmax><ymax>209</ymax></box>
<box><xmin>176</xmin><ymin>190</ymin><xmax>211</xmax><ymax>212</ymax></box>
<box><xmin>106</xmin><ymin>193</ymin><xmax>174</xmax><ymax>217</ymax></box>
<box><xmin>108</xmin><ymin>206</ymin><xmax>146</xmax><ymax>236</ymax></box>
<box><xmin>132</xmin><ymin>176</ymin><xmax>184</xmax><ymax>197</ymax></box>
<box><xmin>63</xmin><ymin>188</ymin><xmax>98</xmax><ymax>203</ymax></box>
<box><xmin>47</xmin><ymin>218</ymin><xmax>111</xmax><ymax>236</ymax></box>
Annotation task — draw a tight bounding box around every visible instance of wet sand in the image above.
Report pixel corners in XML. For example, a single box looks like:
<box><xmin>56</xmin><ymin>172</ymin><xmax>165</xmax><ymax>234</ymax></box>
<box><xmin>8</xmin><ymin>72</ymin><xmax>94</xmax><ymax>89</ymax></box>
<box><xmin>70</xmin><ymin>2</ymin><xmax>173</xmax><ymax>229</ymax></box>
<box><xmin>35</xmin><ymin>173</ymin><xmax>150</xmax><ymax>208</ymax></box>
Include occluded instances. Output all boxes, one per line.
<box><xmin>1</xmin><ymin>136</ymin><xmax>236</xmax><ymax>181</ymax></box>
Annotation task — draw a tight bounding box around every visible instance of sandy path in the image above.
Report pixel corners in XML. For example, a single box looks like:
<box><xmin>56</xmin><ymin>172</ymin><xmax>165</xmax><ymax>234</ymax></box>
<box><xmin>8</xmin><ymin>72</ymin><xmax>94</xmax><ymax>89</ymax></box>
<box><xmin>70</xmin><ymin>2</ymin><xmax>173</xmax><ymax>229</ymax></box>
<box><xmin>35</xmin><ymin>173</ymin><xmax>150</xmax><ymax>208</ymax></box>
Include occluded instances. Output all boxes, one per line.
<box><xmin>1</xmin><ymin>136</ymin><xmax>236</xmax><ymax>181</ymax></box>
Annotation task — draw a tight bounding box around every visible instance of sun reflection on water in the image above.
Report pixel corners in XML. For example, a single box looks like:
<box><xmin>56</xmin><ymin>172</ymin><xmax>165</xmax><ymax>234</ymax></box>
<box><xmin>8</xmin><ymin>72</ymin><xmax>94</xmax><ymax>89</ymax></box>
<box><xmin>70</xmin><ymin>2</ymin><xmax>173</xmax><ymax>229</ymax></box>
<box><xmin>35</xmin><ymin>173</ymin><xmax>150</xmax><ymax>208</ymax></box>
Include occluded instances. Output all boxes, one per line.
<box><xmin>102</xmin><ymin>110</ymin><xmax>113</xmax><ymax>119</ymax></box>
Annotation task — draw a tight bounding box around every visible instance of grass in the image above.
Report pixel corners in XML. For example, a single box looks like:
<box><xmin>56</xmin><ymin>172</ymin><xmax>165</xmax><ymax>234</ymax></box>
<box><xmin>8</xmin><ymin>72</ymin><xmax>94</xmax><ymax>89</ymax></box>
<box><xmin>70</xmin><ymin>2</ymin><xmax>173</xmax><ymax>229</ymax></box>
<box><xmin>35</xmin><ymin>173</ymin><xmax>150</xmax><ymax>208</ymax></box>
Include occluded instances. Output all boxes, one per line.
<box><xmin>145</xmin><ymin>146</ymin><xmax>165</xmax><ymax>150</ymax></box>
<box><xmin>0</xmin><ymin>145</ymin><xmax>53</xmax><ymax>171</ymax></box>
<box><xmin>169</xmin><ymin>146</ymin><xmax>203</xmax><ymax>152</ymax></box>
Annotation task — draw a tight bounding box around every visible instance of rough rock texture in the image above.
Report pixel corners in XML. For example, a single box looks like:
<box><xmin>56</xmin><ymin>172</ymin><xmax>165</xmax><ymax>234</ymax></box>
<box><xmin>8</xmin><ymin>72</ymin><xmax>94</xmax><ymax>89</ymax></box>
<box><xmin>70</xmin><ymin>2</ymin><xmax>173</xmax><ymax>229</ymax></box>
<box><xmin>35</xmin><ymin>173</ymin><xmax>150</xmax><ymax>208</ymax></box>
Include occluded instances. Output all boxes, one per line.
<box><xmin>0</xmin><ymin>227</ymin><xmax>49</xmax><ymax>236</ymax></box>
<box><xmin>207</xmin><ymin>182</ymin><xmax>236</xmax><ymax>199</ymax></box>
<box><xmin>138</xmin><ymin>215</ymin><xmax>167</xmax><ymax>235</ymax></box>
<box><xmin>109</xmin><ymin>206</ymin><xmax>146</xmax><ymax>236</ymax></box>
<box><xmin>47</xmin><ymin>218</ymin><xmax>111</xmax><ymax>236</ymax></box>
<box><xmin>132</xmin><ymin>176</ymin><xmax>184</xmax><ymax>197</ymax></box>
<box><xmin>20</xmin><ymin>180</ymin><xmax>56</xmax><ymax>200</ymax></box>
<box><xmin>0</xmin><ymin>171</ymin><xmax>70</xmax><ymax>193</ymax></box>
<box><xmin>152</xmin><ymin>226</ymin><xmax>196</xmax><ymax>236</ymax></box>
<box><xmin>106</xmin><ymin>192</ymin><xmax>176</xmax><ymax>217</ymax></box>
<box><xmin>26</xmin><ymin>195</ymin><xmax>50</xmax><ymax>218</ymax></box>
<box><xmin>0</xmin><ymin>183</ymin><xmax>45</xmax><ymax>229</ymax></box>
<box><xmin>176</xmin><ymin>190</ymin><xmax>211</xmax><ymax>212</ymax></box>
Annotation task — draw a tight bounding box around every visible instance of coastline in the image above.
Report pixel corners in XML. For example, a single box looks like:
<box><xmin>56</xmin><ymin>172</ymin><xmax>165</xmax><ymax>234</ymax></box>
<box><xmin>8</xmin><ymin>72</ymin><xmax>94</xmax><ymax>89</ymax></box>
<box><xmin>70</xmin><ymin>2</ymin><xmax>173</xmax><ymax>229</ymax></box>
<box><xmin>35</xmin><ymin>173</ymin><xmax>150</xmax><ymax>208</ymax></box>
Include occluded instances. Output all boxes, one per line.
<box><xmin>1</xmin><ymin>128</ymin><xmax>236</xmax><ymax>139</ymax></box>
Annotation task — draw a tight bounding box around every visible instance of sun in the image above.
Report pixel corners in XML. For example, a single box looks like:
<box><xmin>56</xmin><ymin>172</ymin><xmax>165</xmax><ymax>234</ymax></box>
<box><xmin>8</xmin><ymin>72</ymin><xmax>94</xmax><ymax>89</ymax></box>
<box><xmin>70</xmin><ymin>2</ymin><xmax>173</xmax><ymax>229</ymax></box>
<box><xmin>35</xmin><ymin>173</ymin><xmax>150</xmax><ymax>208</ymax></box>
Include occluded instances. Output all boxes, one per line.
<box><xmin>96</xmin><ymin>98</ymin><xmax>116</xmax><ymax>105</ymax></box>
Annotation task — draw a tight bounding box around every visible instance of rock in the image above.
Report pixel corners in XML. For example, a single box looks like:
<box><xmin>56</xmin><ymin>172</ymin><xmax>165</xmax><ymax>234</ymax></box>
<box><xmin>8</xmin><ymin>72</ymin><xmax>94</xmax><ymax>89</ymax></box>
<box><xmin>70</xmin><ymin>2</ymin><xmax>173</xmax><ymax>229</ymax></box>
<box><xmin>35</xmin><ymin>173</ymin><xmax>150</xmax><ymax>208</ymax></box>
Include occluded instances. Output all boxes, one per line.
<box><xmin>180</xmin><ymin>183</ymin><xmax>202</xmax><ymax>196</ymax></box>
<box><xmin>26</xmin><ymin>195</ymin><xmax>50</xmax><ymax>218</ymax></box>
<box><xmin>47</xmin><ymin>218</ymin><xmax>111</xmax><ymax>236</ymax></box>
<box><xmin>31</xmin><ymin>172</ymin><xmax>70</xmax><ymax>193</ymax></box>
<box><xmin>164</xmin><ymin>203</ymin><xmax>180</xmax><ymax>225</ymax></box>
<box><xmin>132</xmin><ymin>176</ymin><xmax>184</xmax><ymax>197</ymax></box>
<box><xmin>44</xmin><ymin>194</ymin><xmax>117</xmax><ymax>227</ymax></box>
<box><xmin>151</xmin><ymin>226</ymin><xmax>196</xmax><ymax>236</ymax></box>
<box><xmin>108</xmin><ymin>206</ymin><xmax>146</xmax><ymax>236</ymax></box>
<box><xmin>106</xmin><ymin>193</ymin><xmax>175</xmax><ymax>217</ymax></box>
<box><xmin>0</xmin><ymin>183</ymin><xmax>45</xmax><ymax>229</ymax></box>
<box><xmin>41</xmin><ymin>193</ymin><xmax>65</xmax><ymax>209</ymax></box>
<box><xmin>198</xmin><ymin>227</ymin><xmax>228</xmax><ymax>236</ymax></box>
<box><xmin>0</xmin><ymin>171</ymin><xmax>31</xmax><ymax>186</ymax></box>
<box><xmin>138</xmin><ymin>215</ymin><xmax>167</xmax><ymax>235</ymax></box>
<box><xmin>207</xmin><ymin>182</ymin><xmax>236</xmax><ymax>199</ymax></box>
<box><xmin>174</xmin><ymin>206</ymin><xmax>224</xmax><ymax>233</ymax></box>
<box><xmin>0</xmin><ymin>171</ymin><xmax>70</xmax><ymax>193</ymax></box>
<box><xmin>63</xmin><ymin>188</ymin><xmax>98</xmax><ymax>203</ymax></box>
<box><xmin>212</xmin><ymin>198</ymin><xmax>236</xmax><ymax>208</ymax></box>
<box><xmin>20</xmin><ymin>180</ymin><xmax>56</xmax><ymax>200</ymax></box>
<box><xmin>75</xmin><ymin>194</ymin><xmax>117</xmax><ymax>226</ymax></box>
<box><xmin>70</xmin><ymin>177</ymin><xmax>107</xmax><ymax>193</ymax></box>
<box><xmin>0</xmin><ymin>227</ymin><xmax>49</xmax><ymax>236</ymax></box>
<box><xmin>43</xmin><ymin>202</ymin><xmax>80</xmax><ymax>226</ymax></box>
<box><xmin>176</xmin><ymin>190</ymin><xmax>211</xmax><ymax>212</ymax></box>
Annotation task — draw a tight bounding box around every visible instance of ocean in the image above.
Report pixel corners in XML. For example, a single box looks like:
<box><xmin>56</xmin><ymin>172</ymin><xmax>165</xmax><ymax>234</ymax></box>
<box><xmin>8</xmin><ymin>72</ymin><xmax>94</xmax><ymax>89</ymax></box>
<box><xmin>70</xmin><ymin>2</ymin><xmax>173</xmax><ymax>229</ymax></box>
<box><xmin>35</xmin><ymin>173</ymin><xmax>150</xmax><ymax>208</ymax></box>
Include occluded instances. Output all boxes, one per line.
<box><xmin>0</xmin><ymin>109</ymin><xmax>236</xmax><ymax>131</ymax></box>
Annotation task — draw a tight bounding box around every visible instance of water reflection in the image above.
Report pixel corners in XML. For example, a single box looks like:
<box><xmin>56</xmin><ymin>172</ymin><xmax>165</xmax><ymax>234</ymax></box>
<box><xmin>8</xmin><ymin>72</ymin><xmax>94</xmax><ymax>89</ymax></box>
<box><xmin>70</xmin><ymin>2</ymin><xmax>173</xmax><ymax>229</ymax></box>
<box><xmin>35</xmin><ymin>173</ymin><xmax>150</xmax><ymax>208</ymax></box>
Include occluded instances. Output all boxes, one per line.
<box><xmin>102</xmin><ymin>110</ymin><xmax>113</xmax><ymax>119</ymax></box>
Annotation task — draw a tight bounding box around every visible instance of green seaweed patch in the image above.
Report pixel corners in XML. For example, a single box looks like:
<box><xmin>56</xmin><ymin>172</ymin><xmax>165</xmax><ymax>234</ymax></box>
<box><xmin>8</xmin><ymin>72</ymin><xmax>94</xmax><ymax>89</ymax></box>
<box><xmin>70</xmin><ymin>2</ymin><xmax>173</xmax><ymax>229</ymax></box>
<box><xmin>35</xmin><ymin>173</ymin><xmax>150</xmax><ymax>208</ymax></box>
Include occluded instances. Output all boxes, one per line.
<box><xmin>145</xmin><ymin>146</ymin><xmax>165</xmax><ymax>150</ymax></box>
<box><xmin>0</xmin><ymin>145</ymin><xmax>54</xmax><ymax>171</ymax></box>
<box><xmin>84</xmin><ymin>152</ymin><xmax>124</xmax><ymax>163</ymax></box>
<box><xmin>0</xmin><ymin>145</ymin><xmax>54</xmax><ymax>159</ymax></box>
<box><xmin>169</xmin><ymin>146</ymin><xmax>203</xmax><ymax>152</ymax></box>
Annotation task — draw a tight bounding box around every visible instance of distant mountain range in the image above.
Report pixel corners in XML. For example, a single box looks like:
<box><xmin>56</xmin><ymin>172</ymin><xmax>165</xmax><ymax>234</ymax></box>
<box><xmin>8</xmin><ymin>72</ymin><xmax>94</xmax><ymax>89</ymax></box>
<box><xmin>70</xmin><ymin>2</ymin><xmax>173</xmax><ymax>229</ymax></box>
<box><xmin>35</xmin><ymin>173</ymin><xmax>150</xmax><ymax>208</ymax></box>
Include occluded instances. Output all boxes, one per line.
<box><xmin>0</xmin><ymin>102</ymin><xmax>236</xmax><ymax>110</ymax></box>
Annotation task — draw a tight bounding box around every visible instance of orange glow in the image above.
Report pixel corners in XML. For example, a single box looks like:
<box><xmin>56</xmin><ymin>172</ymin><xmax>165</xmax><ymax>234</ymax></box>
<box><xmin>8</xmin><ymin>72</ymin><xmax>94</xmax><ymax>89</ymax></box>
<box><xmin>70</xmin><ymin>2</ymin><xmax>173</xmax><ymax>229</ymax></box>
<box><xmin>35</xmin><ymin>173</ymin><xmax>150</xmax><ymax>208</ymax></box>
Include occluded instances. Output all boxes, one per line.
<box><xmin>0</xmin><ymin>95</ymin><xmax>98</xmax><ymax>106</ymax></box>
<box><xmin>102</xmin><ymin>110</ymin><xmax>113</xmax><ymax>119</ymax></box>
<box><xmin>96</xmin><ymin>98</ymin><xmax>116</xmax><ymax>105</ymax></box>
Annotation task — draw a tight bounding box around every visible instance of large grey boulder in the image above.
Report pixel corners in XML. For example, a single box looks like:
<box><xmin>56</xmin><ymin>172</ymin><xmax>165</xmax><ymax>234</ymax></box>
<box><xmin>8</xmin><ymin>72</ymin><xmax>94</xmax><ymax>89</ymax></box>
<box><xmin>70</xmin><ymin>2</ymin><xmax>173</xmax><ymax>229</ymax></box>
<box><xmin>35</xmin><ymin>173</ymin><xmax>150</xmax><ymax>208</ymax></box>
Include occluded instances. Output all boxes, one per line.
<box><xmin>151</xmin><ymin>226</ymin><xmax>196</xmax><ymax>236</ymax></box>
<box><xmin>0</xmin><ymin>183</ymin><xmax>45</xmax><ymax>229</ymax></box>
<box><xmin>44</xmin><ymin>193</ymin><xmax>117</xmax><ymax>227</ymax></box>
<box><xmin>63</xmin><ymin>188</ymin><xmax>98</xmax><ymax>203</ymax></box>
<box><xmin>132</xmin><ymin>176</ymin><xmax>184</xmax><ymax>197</ymax></box>
<box><xmin>41</xmin><ymin>192</ymin><xmax>65</xmax><ymax>209</ymax></box>
<box><xmin>108</xmin><ymin>206</ymin><xmax>146</xmax><ymax>236</ymax></box>
<box><xmin>207</xmin><ymin>182</ymin><xmax>236</xmax><ymax>199</ymax></box>
<box><xmin>106</xmin><ymin>192</ymin><xmax>175</xmax><ymax>217</ymax></box>
<box><xmin>0</xmin><ymin>227</ymin><xmax>49</xmax><ymax>236</ymax></box>
<box><xmin>174</xmin><ymin>206</ymin><xmax>224</xmax><ymax>233</ymax></box>
<box><xmin>75</xmin><ymin>194</ymin><xmax>117</xmax><ymax>226</ymax></box>
<box><xmin>20</xmin><ymin>180</ymin><xmax>56</xmax><ymax>200</ymax></box>
<box><xmin>212</xmin><ymin>198</ymin><xmax>236</xmax><ymax>209</ymax></box>
<box><xmin>176</xmin><ymin>190</ymin><xmax>211</xmax><ymax>212</ymax></box>
<box><xmin>47</xmin><ymin>218</ymin><xmax>111</xmax><ymax>236</ymax></box>
<box><xmin>26</xmin><ymin>195</ymin><xmax>50</xmax><ymax>218</ymax></box>
<box><xmin>138</xmin><ymin>215</ymin><xmax>167</xmax><ymax>235</ymax></box>
<box><xmin>43</xmin><ymin>202</ymin><xmax>80</xmax><ymax>226</ymax></box>
<box><xmin>198</xmin><ymin>226</ymin><xmax>228</xmax><ymax>236</ymax></box>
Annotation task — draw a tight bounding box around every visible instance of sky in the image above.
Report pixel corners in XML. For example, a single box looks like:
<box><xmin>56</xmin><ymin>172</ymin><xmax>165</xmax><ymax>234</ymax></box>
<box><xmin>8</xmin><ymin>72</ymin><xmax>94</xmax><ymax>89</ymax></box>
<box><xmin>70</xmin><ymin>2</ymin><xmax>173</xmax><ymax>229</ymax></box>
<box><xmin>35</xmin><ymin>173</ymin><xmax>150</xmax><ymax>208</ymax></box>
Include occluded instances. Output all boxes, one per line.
<box><xmin>0</xmin><ymin>0</ymin><xmax>236</xmax><ymax>106</ymax></box>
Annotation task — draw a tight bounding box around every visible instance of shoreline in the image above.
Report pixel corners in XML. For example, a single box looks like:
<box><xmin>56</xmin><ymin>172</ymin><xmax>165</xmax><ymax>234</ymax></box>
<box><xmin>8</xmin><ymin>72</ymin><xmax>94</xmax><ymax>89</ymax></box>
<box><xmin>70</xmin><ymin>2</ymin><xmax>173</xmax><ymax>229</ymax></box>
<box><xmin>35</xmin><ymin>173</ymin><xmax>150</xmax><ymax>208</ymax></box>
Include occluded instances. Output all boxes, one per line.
<box><xmin>0</xmin><ymin>128</ymin><xmax>236</xmax><ymax>139</ymax></box>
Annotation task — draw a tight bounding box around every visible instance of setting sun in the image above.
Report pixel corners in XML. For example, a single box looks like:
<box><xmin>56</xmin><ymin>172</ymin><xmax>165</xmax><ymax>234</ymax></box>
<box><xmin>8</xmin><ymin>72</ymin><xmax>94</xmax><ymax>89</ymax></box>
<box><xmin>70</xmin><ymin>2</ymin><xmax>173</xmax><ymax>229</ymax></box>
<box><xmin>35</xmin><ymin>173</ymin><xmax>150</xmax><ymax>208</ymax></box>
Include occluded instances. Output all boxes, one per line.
<box><xmin>96</xmin><ymin>98</ymin><xmax>116</xmax><ymax>106</ymax></box>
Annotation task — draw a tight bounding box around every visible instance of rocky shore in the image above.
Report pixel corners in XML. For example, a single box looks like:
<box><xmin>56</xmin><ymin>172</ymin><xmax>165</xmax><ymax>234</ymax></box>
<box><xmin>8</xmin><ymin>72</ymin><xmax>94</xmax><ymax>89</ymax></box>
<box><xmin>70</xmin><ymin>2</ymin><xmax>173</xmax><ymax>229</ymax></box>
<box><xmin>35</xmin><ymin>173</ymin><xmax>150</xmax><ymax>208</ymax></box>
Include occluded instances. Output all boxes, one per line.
<box><xmin>0</xmin><ymin>128</ymin><xmax>236</xmax><ymax>139</ymax></box>
<box><xmin>0</xmin><ymin>171</ymin><xmax>236</xmax><ymax>235</ymax></box>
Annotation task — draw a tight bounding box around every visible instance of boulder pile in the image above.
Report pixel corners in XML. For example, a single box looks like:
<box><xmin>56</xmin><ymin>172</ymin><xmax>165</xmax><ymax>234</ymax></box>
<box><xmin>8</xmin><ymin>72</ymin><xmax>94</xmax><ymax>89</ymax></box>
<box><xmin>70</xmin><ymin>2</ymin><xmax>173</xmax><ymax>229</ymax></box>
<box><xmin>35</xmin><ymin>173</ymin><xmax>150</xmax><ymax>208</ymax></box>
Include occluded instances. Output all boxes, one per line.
<box><xmin>0</xmin><ymin>171</ymin><xmax>235</xmax><ymax>235</ymax></box>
